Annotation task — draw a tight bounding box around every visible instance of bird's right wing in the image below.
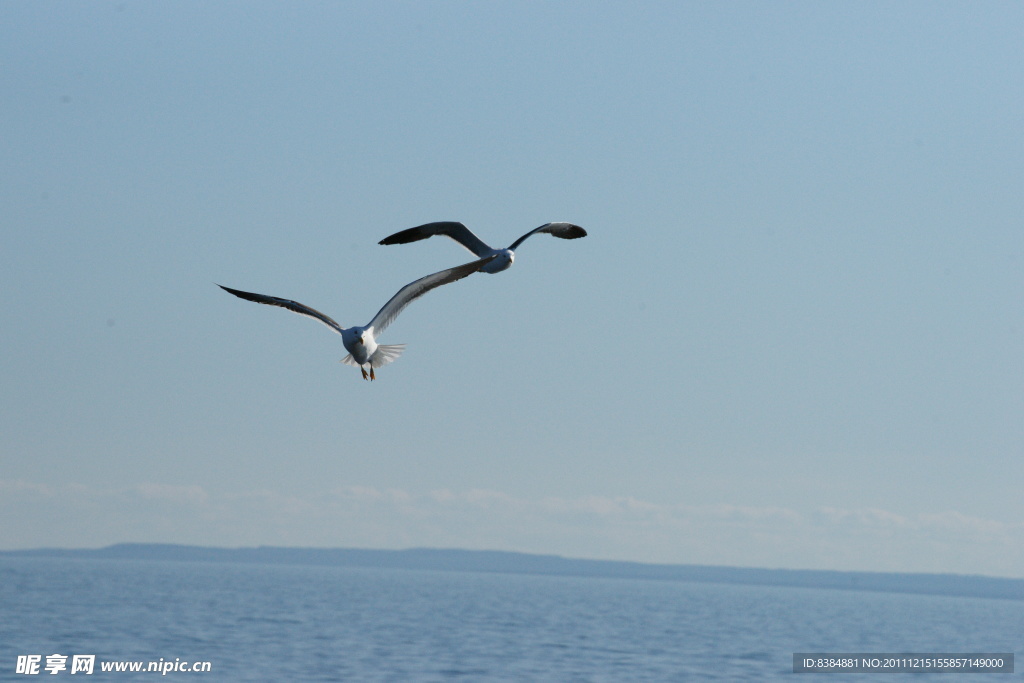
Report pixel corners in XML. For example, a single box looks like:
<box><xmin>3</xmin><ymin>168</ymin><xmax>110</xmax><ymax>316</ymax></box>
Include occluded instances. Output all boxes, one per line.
<box><xmin>218</xmin><ymin>285</ymin><xmax>345</xmax><ymax>336</ymax></box>
<box><xmin>367</xmin><ymin>254</ymin><xmax>497</xmax><ymax>336</ymax></box>
<box><xmin>378</xmin><ymin>221</ymin><xmax>494</xmax><ymax>258</ymax></box>
<box><xmin>507</xmin><ymin>222</ymin><xmax>588</xmax><ymax>251</ymax></box>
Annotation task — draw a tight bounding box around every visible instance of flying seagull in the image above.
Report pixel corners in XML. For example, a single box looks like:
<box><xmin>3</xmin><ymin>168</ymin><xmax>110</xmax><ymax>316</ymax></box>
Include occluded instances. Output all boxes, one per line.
<box><xmin>218</xmin><ymin>255</ymin><xmax>496</xmax><ymax>380</ymax></box>
<box><xmin>378</xmin><ymin>221</ymin><xmax>586</xmax><ymax>274</ymax></box>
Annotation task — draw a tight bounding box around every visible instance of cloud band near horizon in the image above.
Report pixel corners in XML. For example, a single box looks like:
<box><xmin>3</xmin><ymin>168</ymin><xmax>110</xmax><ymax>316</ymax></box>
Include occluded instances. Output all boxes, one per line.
<box><xmin>2</xmin><ymin>479</ymin><xmax>1021</xmax><ymax>578</ymax></box>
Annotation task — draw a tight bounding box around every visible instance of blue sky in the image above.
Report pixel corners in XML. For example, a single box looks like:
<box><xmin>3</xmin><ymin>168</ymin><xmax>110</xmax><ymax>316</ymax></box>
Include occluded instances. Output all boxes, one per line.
<box><xmin>2</xmin><ymin>1</ymin><xmax>1022</xmax><ymax>577</ymax></box>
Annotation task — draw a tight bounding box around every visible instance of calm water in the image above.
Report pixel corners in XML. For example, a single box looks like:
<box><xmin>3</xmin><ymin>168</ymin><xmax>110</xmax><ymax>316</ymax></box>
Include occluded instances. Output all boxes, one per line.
<box><xmin>1</xmin><ymin>557</ymin><xmax>1020</xmax><ymax>681</ymax></box>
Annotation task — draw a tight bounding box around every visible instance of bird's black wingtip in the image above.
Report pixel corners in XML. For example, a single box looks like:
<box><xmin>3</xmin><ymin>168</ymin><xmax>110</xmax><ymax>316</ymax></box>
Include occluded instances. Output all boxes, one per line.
<box><xmin>378</xmin><ymin>226</ymin><xmax>429</xmax><ymax>245</ymax></box>
<box><xmin>217</xmin><ymin>284</ymin><xmax>253</xmax><ymax>300</ymax></box>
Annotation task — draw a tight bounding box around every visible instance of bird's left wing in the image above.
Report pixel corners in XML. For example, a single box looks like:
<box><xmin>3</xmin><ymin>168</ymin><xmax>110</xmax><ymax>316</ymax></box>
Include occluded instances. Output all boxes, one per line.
<box><xmin>379</xmin><ymin>221</ymin><xmax>493</xmax><ymax>257</ymax></box>
<box><xmin>507</xmin><ymin>222</ymin><xmax>587</xmax><ymax>251</ymax></box>
<box><xmin>367</xmin><ymin>255</ymin><xmax>496</xmax><ymax>336</ymax></box>
<box><xmin>218</xmin><ymin>285</ymin><xmax>345</xmax><ymax>336</ymax></box>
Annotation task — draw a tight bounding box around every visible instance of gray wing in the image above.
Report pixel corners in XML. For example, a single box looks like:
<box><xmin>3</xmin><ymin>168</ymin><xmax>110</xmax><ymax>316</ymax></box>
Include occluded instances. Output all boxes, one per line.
<box><xmin>378</xmin><ymin>221</ymin><xmax>494</xmax><ymax>258</ymax></box>
<box><xmin>367</xmin><ymin>254</ymin><xmax>496</xmax><ymax>336</ymax></box>
<box><xmin>507</xmin><ymin>222</ymin><xmax>587</xmax><ymax>251</ymax></box>
<box><xmin>218</xmin><ymin>285</ymin><xmax>345</xmax><ymax>336</ymax></box>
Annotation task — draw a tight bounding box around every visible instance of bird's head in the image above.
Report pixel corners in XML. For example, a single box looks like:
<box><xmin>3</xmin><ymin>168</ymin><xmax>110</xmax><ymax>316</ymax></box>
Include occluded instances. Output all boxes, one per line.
<box><xmin>482</xmin><ymin>249</ymin><xmax>514</xmax><ymax>274</ymax></box>
<box><xmin>342</xmin><ymin>327</ymin><xmax>366</xmax><ymax>347</ymax></box>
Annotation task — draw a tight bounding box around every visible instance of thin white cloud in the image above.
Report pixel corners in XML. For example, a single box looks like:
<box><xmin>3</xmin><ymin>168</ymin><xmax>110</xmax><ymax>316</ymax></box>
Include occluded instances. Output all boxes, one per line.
<box><xmin>133</xmin><ymin>483</ymin><xmax>209</xmax><ymax>505</ymax></box>
<box><xmin>1</xmin><ymin>479</ymin><xmax>1021</xmax><ymax>577</ymax></box>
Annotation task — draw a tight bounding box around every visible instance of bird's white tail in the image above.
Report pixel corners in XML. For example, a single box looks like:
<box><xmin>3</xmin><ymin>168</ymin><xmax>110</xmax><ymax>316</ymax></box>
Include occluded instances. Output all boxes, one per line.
<box><xmin>370</xmin><ymin>344</ymin><xmax>405</xmax><ymax>368</ymax></box>
<box><xmin>340</xmin><ymin>345</ymin><xmax>406</xmax><ymax>368</ymax></box>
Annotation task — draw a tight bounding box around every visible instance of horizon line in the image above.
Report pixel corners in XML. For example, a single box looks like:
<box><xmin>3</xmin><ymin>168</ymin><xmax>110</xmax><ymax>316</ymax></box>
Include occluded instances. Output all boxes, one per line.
<box><xmin>4</xmin><ymin>542</ymin><xmax>1022</xmax><ymax>602</ymax></box>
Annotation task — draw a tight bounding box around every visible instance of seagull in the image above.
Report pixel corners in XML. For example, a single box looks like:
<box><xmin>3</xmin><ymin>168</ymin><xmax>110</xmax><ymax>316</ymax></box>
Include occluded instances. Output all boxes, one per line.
<box><xmin>218</xmin><ymin>255</ymin><xmax>496</xmax><ymax>380</ymax></box>
<box><xmin>378</xmin><ymin>221</ymin><xmax>587</xmax><ymax>274</ymax></box>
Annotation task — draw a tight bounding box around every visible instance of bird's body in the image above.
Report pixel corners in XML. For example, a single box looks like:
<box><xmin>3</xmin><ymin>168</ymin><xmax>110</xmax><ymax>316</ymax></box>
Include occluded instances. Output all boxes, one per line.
<box><xmin>219</xmin><ymin>254</ymin><xmax>495</xmax><ymax>380</ymax></box>
<box><xmin>379</xmin><ymin>221</ymin><xmax>586</xmax><ymax>273</ymax></box>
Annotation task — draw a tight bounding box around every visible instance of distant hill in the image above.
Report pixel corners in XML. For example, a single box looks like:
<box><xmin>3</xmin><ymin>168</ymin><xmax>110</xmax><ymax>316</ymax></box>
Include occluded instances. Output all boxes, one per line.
<box><xmin>4</xmin><ymin>543</ymin><xmax>1022</xmax><ymax>601</ymax></box>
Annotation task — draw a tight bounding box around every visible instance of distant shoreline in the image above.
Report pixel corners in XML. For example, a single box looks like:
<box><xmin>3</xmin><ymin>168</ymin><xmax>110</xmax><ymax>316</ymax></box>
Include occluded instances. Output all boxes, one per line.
<box><xmin>3</xmin><ymin>543</ymin><xmax>1022</xmax><ymax>601</ymax></box>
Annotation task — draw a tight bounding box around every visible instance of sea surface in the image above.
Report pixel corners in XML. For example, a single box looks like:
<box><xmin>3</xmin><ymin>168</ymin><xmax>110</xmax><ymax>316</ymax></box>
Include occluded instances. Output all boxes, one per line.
<box><xmin>1</xmin><ymin>556</ymin><xmax>1020</xmax><ymax>681</ymax></box>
